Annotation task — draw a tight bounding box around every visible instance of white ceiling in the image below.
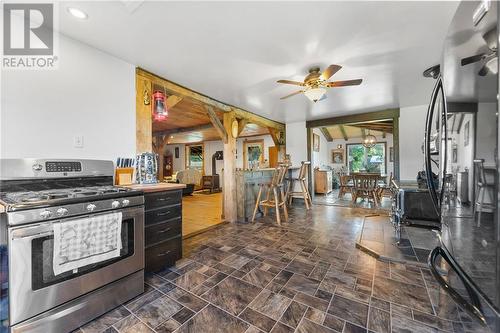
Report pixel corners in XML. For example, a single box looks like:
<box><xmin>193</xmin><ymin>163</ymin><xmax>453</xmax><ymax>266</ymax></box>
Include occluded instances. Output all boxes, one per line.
<box><xmin>58</xmin><ymin>1</ymin><xmax>459</xmax><ymax>123</ymax></box>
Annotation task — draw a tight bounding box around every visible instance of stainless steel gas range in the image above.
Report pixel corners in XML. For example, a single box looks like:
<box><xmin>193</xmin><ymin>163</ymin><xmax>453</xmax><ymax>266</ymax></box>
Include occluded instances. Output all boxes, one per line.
<box><xmin>0</xmin><ymin>159</ymin><xmax>145</xmax><ymax>333</ymax></box>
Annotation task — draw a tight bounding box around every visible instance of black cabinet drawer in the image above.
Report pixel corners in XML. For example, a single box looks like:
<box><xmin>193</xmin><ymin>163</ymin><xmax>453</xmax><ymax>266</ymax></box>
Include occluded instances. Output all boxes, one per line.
<box><xmin>145</xmin><ymin>218</ymin><xmax>182</xmax><ymax>246</ymax></box>
<box><xmin>145</xmin><ymin>190</ymin><xmax>182</xmax><ymax>210</ymax></box>
<box><xmin>145</xmin><ymin>237</ymin><xmax>182</xmax><ymax>272</ymax></box>
<box><xmin>145</xmin><ymin>204</ymin><xmax>181</xmax><ymax>226</ymax></box>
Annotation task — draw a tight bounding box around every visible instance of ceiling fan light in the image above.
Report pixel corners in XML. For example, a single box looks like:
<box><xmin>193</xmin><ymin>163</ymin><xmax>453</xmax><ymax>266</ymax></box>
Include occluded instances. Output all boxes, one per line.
<box><xmin>304</xmin><ymin>87</ymin><xmax>326</xmax><ymax>102</ymax></box>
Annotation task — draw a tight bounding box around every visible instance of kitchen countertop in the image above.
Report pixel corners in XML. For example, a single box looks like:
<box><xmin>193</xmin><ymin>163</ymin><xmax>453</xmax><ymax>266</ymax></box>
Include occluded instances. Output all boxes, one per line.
<box><xmin>124</xmin><ymin>182</ymin><xmax>186</xmax><ymax>193</ymax></box>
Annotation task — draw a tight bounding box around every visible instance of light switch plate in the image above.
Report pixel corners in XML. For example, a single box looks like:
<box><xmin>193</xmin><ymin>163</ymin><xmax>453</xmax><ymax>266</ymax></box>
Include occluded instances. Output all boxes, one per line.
<box><xmin>73</xmin><ymin>136</ymin><xmax>84</xmax><ymax>148</ymax></box>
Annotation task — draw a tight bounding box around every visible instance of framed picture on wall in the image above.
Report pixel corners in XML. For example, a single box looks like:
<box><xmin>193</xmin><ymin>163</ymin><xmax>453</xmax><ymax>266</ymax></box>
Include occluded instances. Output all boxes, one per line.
<box><xmin>174</xmin><ymin>147</ymin><xmax>179</xmax><ymax>158</ymax></box>
<box><xmin>313</xmin><ymin>133</ymin><xmax>320</xmax><ymax>152</ymax></box>
<box><xmin>389</xmin><ymin>147</ymin><xmax>394</xmax><ymax>162</ymax></box>
<box><xmin>331</xmin><ymin>149</ymin><xmax>344</xmax><ymax>164</ymax></box>
<box><xmin>464</xmin><ymin>121</ymin><xmax>470</xmax><ymax>147</ymax></box>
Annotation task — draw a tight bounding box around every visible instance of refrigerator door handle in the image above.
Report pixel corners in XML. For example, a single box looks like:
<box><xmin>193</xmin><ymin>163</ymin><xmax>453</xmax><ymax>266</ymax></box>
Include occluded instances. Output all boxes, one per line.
<box><xmin>424</xmin><ymin>76</ymin><xmax>442</xmax><ymax>216</ymax></box>
<box><xmin>428</xmin><ymin>246</ymin><xmax>487</xmax><ymax>326</ymax></box>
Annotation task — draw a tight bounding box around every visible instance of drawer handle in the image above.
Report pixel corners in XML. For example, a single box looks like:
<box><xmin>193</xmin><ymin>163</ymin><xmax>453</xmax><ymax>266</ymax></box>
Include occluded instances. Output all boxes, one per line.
<box><xmin>157</xmin><ymin>211</ymin><xmax>170</xmax><ymax>217</ymax></box>
<box><xmin>159</xmin><ymin>227</ymin><xmax>172</xmax><ymax>233</ymax></box>
<box><xmin>156</xmin><ymin>198</ymin><xmax>168</xmax><ymax>201</ymax></box>
<box><xmin>158</xmin><ymin>250</ymin><xmax>171</xmax><ymax>257</ymax></box>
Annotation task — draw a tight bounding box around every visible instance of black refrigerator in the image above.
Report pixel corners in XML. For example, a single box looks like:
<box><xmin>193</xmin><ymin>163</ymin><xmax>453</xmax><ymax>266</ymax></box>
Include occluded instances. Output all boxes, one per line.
<box><xmin>424</xmin><ymin>1</ymin><xmax>500</xmax><ymax>331</ymax></box>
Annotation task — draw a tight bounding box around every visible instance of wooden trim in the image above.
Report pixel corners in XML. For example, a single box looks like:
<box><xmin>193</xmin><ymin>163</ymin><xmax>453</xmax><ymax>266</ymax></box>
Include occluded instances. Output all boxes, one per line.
<box><xmin>306</xmin><ymin>108</ymin><xmax>400</xmax><ymax>128</ymax></box>
<box><xmin>447</xmin><ymin>102</ymin><xmax>478</xmax><ymax>114</ymax></box>
<box><xmin>319</xmin><ymin>127</ymin><xmax>333</xmax><ymax>142</ymax></box>
<box><xmin>237</xmin><ymin>119</ymin><xmax>248</xmax><ymax>136</ymax></box>
<box><xmin>136</xmin><ymin>67</ymin><xmax>285</xmax><ymax>131</ymax></box>
<box><xmin>392</xmin><ymin>117</ymin><xmax>400</xmax><ymax>180</ymax></box>
<box><xmin>205</xmin><ymin>105</ymin><xmax>228</xmax><ymax>143</ymax></box>
<box><xmin>306</xmin><ymin>127</ymin><xmax>314</xmax><ymax>198</ymax></box>
<box><xmin>243</xmin><ymin>139</ymin><xmax>265</xmax><ymax>169</ymax></box>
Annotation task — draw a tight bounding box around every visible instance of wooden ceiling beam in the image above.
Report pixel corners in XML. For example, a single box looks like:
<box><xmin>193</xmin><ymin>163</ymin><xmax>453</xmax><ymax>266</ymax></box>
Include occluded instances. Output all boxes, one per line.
<box><xmin>319</xmin><ymin>127</ymin><xmax>333</xmax><ymax>142</ymax></box>
<box><xmin>268</xmin><ymin>127</ymin><xmax>285</xmax><ymax>146</ymax></box>
<box><xmin>206</xmin><ymin>105</ymin><xmax>228</xmax><ymax>143</ymax></box>
<box><xmin>166</xmin><ymin>95</ymin><xmax>183</xmax><ymax>110</ymax></box>
<box><xmin>338</xmin><ymin>125</ymin><xmax>348</xmax><ymax>141</ymax></box>
<box><xmin>153</xmin><ymin>123</ymin><xmax>214</xmax><ymax>137</ymax></box>
<box><xmin>137</xmin><ymin>67</ymin><xmax>285</xmax><ymax>132</ymax></box>
<box><xmin>457</xmin><ymin>113</ymin><xmax>465</xmax><ymax>134</ymax></box>
<box><xmin>237</xmin><ymin>118</ymin><xmax>248</xmax><ymax>136</ymax></box>
<box><xmin>451</xmin><ymin>113</ymin><xmax>457</xmax><ymax>134</ymax></box>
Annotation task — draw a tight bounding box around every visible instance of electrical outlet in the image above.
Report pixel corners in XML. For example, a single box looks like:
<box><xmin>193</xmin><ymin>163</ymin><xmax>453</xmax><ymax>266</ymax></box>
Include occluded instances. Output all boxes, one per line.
<box><xmin>74</xmin><ymin>136</ymin><xmax>84</xmax><ymax>148</ymax></box>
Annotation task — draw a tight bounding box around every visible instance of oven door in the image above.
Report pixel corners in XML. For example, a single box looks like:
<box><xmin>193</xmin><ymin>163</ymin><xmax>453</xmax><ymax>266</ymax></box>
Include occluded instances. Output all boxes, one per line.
<box><xmin>8</xmin><ymin>206</ymin><xmax>144</xmax><ymax>326</ymax></box>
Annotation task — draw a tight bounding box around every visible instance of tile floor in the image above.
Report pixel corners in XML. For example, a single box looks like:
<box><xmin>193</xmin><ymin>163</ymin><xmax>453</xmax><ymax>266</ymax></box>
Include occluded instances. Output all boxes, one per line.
<box><xmin>78</xmin><ymin>205</ymin><xmax>491</xmax><ymax>333</ymax></box>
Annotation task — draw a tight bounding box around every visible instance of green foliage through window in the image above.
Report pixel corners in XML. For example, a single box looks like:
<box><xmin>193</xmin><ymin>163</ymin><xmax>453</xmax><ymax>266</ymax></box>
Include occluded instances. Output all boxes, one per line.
<box><xmin>347</xmin><ymin>143</ymin><xmax>386</xmax><ymax>174</ymax></box>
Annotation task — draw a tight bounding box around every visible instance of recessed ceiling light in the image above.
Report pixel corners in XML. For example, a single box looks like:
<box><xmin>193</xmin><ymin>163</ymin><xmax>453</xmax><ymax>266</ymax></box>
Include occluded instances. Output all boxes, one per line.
<box><xmin>67</xmin><ymin>7</ymin><xmax>88</xmax><ymax>20</ymax></box>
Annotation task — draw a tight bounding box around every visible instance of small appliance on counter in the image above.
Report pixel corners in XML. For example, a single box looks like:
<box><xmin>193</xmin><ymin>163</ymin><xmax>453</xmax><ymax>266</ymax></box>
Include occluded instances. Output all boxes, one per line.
<box><xmin>135</xmin><ymin>152</ymin><xmax>158</xmax><ymax>184</ymax></box>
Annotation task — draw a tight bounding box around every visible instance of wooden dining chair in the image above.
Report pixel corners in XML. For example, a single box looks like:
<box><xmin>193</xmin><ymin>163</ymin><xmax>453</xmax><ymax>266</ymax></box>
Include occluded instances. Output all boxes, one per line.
<box><xmin>376</xmin><ymin>172</ymin><xmax>393</xmax><ymax>202</ymax></box>
<box><xmin>252</xmin><ymin>165</ymin><xmax>289</xmax><ymax>225</ymax></box>
<box><xmin>286</xmin><ymin>161</ymin><xmax>312</xmax><ymax>209</ymax></box>
<box><xmin>338</xmin><ymin>175</ymin><xmax>353</xmax><ymax>199</ymax></box>
<box><xmin>352</xmin><ymin>174</ymin><xmax>379</xmax><ymax>207</ymax></box>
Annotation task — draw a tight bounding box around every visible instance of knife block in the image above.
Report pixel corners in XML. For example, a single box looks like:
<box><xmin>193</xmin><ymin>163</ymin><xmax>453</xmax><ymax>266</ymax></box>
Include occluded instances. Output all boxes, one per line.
<box><xmin>115</xmin><ymin>168</ymin><xmax>134</xmax><ymax>185</ymax></box>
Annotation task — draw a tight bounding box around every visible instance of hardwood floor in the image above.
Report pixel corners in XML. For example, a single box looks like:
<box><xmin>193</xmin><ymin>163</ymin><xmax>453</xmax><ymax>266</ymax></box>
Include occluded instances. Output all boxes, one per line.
<box><xmin>182</xmin><ymin>192</ymin><xmax>223</xmax><ymax>237</ymax></box>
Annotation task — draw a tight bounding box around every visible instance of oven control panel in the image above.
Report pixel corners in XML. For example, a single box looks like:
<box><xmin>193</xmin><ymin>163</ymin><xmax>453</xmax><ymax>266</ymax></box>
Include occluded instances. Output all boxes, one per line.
<box><xmin>45</xmin><ymin>161</ymin><xmax>82</xmax><ymax>173</ymax></box>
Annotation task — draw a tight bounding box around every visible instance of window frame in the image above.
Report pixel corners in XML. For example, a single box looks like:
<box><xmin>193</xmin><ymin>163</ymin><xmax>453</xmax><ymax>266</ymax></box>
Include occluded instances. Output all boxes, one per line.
<box><xmin>346</xmin><ymin>141</ymin><xmax>387</xmax><ymax>175</ymax></box>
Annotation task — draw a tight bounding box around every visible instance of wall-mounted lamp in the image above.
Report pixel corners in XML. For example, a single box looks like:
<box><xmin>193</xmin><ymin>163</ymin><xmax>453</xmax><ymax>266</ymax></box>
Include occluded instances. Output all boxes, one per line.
<box><xmin>337</xmin><ymin>144</ymin><xmax>343</xmax><ymax>149</ymax></box>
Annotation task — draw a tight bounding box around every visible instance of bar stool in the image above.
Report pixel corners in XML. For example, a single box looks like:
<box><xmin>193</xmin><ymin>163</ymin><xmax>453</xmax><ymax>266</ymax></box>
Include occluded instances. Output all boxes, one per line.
<box><xmin>473</xmin><ymin>159</ymin><xmax>495</xmax><ymax>227</ymax></box>
<box><xmin>251</xmin><ymin>165</ymin><xmax>289</xmax><ymax>225</ymax></box>
<box><xmin>474</xmin><ymin>159</ymin><xmax>496</xmax><ymax>227</ymax></box>
<box><xmin>286</xmin><ymin>161</ymin><xmax>312</xmax><ymax>209</ymax></box>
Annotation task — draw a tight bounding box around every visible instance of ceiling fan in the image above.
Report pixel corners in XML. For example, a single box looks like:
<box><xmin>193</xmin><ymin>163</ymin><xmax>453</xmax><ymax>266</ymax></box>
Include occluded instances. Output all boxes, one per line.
<box><xmin>461</xmin><ymin>27</ymin><xmax>497</xmax><ymax>76</ymax></box>
<box><xmin>277</xmin><ymin>65</ymin><xmax>363</xmax><ymax>102</ymax></box>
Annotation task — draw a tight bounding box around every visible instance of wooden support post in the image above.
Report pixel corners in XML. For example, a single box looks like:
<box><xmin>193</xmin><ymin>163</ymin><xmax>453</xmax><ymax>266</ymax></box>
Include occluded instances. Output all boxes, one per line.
<box><xmin>136</xmin><ymin>77</ymin><xmax>152</xmax><ymax>153</ymax></box>
<box><xmin>361</xmin><ymin>128</ymin><xmax>366</xmax><ymax>140</ymax></box>
<box><xmin>223</xmin><ymin>112</ymin><xmax>237</xmax><ymax>222</ymax></box>
<box><xmin>206</xmin><ymin>105</ymin><xmax>228</xmax><ymax>143</ymax></box>
<box><xmin>339</xmin><ymin>125</ymin><xmax>348</xmax><ymax>141</ymax></box>
<box><xmin>319</xmin><ymin>127</ymin><xmax>333</xmax><ymax>142</ymax></box>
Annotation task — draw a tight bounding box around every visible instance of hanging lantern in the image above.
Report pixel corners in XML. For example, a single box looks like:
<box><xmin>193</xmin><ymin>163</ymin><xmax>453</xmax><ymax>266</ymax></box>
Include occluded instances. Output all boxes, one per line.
<box><xmin>152</xmin><ymin>90</ymin><xmax>168</xmax><ymax>121</ymax></box>
<box><xmin>363</xmin><ymin>130</ymin><xmax>377</xmax><ymax>148</ymax></box>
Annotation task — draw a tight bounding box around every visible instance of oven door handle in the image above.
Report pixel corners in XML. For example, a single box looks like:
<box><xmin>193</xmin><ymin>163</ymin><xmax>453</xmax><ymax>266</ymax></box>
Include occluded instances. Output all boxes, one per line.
<box><xmin>428</xmin><ymin>246</ymin><xmax>487</xmax><ymax>326</ymax></box>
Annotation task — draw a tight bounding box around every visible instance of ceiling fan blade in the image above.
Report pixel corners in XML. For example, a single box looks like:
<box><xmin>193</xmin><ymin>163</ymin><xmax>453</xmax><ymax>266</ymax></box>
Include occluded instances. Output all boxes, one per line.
<box><xmin>461</xmin><ymin>53</ymin><xmax>486</xmax><ymax>66</ymax></box>
<box><xmin>327</xmin><ymin>79</ymin><xmax>363</xmax><ymax>87</ymax></box>
<box><xmin>321</xmin><ymin>64</ymin><xmax>342</xmax><ymax>80</ymax></box>
<box><xmin>277</xmin><ymin>79</ymin><xmax>305</xmax><ymax>86</ymax></box>
<box><xmin>280</xmin><ymin>90</ymin><xmax>304</xmax><ymax>100</ymax></box>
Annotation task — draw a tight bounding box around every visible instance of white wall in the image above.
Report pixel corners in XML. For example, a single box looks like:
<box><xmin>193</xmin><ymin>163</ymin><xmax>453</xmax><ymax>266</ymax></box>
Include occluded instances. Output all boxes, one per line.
<box><xmin>286</xmin><ymin>121</ymin><xmax>307</xmax><ymax>166</ymax></box>
<box><xmin>164</xmin><ymin>144</ymin><xmax>185</xmax><ymax>174</ymax></box>
<box><xmin>399</xmin><ymin>105</ymin><xmax>427</xmax><ymax>181</ymax></box>
<box><xmin>1</xmin><ymin>34</ymin><xmax>136</xmax><ymax>161</ymax></box>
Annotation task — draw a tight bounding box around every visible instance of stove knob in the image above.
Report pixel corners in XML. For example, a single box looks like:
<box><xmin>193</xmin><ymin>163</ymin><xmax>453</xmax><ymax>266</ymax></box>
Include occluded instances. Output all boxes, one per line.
<box><xmin>111</xmin><ymin>200</ymin><xmax>120</xmax><ymax>209</ymax></box>
<box><xmin>122</xmin><ymin>199</ymin><xmax>130</xmax><ymax>207</ymax></box>
<box><xmin>86</xmin><ymin>204</ymin><xmax>97</xmax><ymax>212</ymax></box>
<box><xmin>40</xmin><ymin>210</ymin><xmax>52</xmax><ymax>219</ymax></box>
<box><xmin>32</xmin><ymin>164</ymin><xmax>43</xmax><ymax>171</ymax></box>
<box><xmin>56</xmin><ymin>208</ymin><xmax>69</xmax><ymax>217</ymax></box>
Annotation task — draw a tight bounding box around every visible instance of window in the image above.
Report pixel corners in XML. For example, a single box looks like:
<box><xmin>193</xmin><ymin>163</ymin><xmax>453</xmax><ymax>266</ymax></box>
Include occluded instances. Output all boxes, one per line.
<box><xmin>347</xmin><ymin>143</ymin><xmax>386</xmax><ymax>174</ymax></box>
<box><xmin>186</xmin><ymin>144</ymin><xmax>204</xmax><ymax>171</ymax></box>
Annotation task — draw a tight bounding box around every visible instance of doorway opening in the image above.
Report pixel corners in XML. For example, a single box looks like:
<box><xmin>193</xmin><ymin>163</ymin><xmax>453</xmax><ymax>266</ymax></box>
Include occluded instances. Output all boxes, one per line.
<box><xmin>306</xmin><ymin>109</ymin><xmax>399</xmax><ymax>210</ymax></box>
